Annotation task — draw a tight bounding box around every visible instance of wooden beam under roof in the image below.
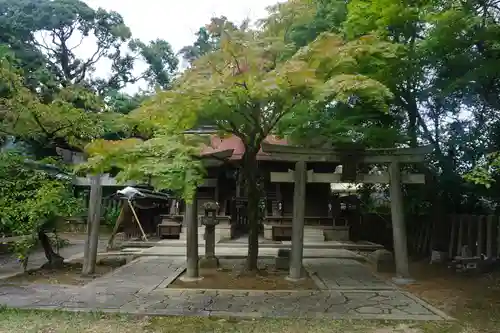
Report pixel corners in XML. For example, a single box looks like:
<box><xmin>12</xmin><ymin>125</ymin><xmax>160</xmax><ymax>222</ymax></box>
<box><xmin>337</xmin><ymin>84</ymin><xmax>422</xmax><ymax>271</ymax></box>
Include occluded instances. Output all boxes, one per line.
<box><xmin>260</xmin><ymin>143</ymin><xmax>433</xmax><ymax>163</ymax></box>
<box><xmin>199</xmin><ymin>149</ymin><xmax>234</xmax><ymax>167</ymax></box>
<box><xmin>270</xmin><ymin>170</ymin><xmax>426</xmax><ymax>184</ymax></box>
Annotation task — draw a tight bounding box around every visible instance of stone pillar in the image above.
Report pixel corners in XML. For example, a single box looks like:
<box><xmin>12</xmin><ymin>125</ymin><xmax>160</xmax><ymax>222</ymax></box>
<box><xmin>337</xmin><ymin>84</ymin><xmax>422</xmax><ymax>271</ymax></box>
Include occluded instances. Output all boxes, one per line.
<box><xmin>181</xmin><ymin>194</ymin><xmax>202</xmax><ymax>281</ymax></box>
<box><xmin>82</xmin><ymin>173</ymin><xmax>102</xmax><ymax>275</ymax></box>
<box><xmin>200</xmin><ymin>202</ymin><xmax>220</xmax><ymax>268</ymax></box>
<box><xmin>288</xmin><ymin>160</ymin><xmax>307</xmax><ymax>281</ymax></box>
<box><xmin>389</xmin><ymin>162</ymin><xmax>412</xmax><ymax>284</ymax></box>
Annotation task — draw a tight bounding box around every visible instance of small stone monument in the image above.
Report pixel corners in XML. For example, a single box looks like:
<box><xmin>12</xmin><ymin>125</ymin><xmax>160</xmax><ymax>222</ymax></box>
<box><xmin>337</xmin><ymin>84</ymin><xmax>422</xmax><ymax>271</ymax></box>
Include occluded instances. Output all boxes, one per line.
<box><xmin>369</xmin><ymin>249</ymin><xmax>396</xmax><ymax>273</ymax></box>
<box><xmin>275</xmin><ymin>248</ymin><xmax>291</xmax><ymax>270</ymax></box>
<box><xmin>199</xmin><ymin>201</ymin><xmax>220</xmax><ymax>269</ymax></box>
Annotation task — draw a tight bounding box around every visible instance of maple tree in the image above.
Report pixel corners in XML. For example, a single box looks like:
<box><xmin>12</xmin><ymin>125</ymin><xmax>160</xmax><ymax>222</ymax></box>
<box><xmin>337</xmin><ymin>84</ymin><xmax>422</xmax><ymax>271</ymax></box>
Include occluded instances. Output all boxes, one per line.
<box><xmin>86</xmin><ymin>23</ymin><xmax>394</xmax><ymax>270</ymax></box>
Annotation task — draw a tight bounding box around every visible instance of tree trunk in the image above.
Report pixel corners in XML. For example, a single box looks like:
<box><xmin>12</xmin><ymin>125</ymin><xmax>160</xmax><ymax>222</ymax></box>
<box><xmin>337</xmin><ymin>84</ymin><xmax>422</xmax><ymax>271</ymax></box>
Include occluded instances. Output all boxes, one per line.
<box><xmin>38</xmin><ymin>231</ymin><xmax>64</xmax><ymax>269</ymax></box>
<box><xmin>243</xmin><ymin>150</ymin><xmax>260</xmax><ymax>271</ymax></box>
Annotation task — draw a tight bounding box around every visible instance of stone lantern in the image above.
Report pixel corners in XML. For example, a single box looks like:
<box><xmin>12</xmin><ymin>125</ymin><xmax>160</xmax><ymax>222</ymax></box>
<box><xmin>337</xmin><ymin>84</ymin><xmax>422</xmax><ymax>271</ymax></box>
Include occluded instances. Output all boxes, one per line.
<box><xmin>200</xmin><ymin>201</ymin><xmax>220</xmax><ymax>268</ymax></box>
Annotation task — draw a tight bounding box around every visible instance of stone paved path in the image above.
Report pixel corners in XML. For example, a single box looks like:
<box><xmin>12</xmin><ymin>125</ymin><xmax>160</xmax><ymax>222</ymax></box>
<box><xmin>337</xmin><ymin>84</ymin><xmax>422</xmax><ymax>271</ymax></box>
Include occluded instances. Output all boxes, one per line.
<box><xmin>0</xmin><ymin>256</ymin><xmax>450</xmax><ymax>321</ymax></box>
<box><xmin>83</xmin><ymin>257</ymin><xmax>184</xmax><ymax>294</ymax></box>
<box><xmin>305</xmin><ymin>258</ymin><xmax>394</xmax><ymax>290</ymax></box>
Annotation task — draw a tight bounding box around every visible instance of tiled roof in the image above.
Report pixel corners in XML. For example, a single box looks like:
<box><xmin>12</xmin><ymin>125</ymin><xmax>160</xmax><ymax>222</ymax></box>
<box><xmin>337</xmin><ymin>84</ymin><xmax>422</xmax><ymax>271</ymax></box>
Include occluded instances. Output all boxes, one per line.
<box><xmin>200</xmin><ymin>134</ymin><xmax>288</xmax><ymax>160</ymax></box>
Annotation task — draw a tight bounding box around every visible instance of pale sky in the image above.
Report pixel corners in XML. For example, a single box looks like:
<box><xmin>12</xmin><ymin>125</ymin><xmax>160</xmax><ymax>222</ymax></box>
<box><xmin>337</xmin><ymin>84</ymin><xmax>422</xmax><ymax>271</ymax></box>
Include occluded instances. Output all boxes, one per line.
<box><xmin>84</xmin><ymin>0</ymin><xmax>278</xmax><ymax>52</ymax></box>
<box><xmin>80</xmin><ymin>0</ymin><xmax>279</xmax><ymax>92</ymax></box>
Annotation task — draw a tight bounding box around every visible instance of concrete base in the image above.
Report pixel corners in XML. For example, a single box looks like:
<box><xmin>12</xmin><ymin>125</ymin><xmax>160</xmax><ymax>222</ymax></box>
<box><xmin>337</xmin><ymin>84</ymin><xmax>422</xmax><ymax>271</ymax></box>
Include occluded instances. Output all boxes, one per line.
<box><xmin>392</xmin><ymin>277</ymin><xmax>416</xmax><ymax>285</ymax></box>
<box><xmin>179</xmin><ymin>275</ymin><xmax>204</xmax><ymax>282</ymax></box>
<box><xmin>285</xmin><ymin>275</ymin><xmax>306</xmax><ymax>283</ymax></box>
<box><xmin>199</xmin><ymin>256</ymin><xmax>219</xmax><ymax>269</ymax></box>
<box><xmin>286</xmin><ymin>266</ymin><xmax>307</xmax><ymax>282</ymax></box>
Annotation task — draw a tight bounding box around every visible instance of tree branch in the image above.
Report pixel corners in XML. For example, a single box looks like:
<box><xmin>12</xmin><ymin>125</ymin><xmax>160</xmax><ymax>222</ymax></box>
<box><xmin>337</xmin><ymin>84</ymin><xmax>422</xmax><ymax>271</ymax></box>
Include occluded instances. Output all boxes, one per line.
<box><xmin>70</xmin><ymin>34</ymin><xmax>86</xmax><ymax>51</ymax></box>
<box><xmin>75</xmin><ymin>44</ymin><xmax>107</xmax><ymax>84</ymax></box>
<box><xmin>228</xmin><ymin>49</ymin><xmax>249</xmax><ymax>90</ymax></box>
<box><xmin>30</xmin><ymin>111</ymin><xmax>50</xmax><ymax>137</ymax></box>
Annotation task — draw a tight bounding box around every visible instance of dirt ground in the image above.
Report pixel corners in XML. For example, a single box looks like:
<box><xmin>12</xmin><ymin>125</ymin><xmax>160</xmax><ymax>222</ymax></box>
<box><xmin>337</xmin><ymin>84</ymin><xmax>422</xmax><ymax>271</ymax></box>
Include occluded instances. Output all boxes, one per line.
<box><xmin>376</xmin><ymin>260</ymin><xmax>500</xmax><ymax>333</ymax></box>
<box><xmin>4</xmin><ymin>263</ymin><xmax>117</xmax><ymax>286</ymax></box>
<box><xmin>170</xmin><ymin>265</ymin><xmax>318</xmax><ymax>290</ymax></box>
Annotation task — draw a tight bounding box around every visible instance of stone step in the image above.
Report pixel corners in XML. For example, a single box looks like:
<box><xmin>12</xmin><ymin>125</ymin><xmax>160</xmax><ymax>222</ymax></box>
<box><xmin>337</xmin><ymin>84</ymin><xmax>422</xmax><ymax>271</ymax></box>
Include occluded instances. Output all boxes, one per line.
<box><xmin>303</xmin><ymin>228</ymin><xmax>325</xmax><ymax>241</ymax></box>
<box><xmin>120</xmin><ymin>246</ymin><xmax>366</xmax><ymax>261</ymax></box>
<box><xmin>179</xmin><ymin>227</ymin><xmax>228</xmax><ymax>242</ymax></box>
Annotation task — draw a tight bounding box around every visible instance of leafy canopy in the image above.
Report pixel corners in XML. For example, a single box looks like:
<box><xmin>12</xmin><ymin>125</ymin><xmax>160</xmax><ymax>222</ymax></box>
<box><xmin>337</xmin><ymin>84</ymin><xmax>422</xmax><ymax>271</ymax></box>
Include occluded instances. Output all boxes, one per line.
<box><xmin>86</xmin><ymin>26</ymin><xmax>395</xmax><ymax>200</ymax></box>
<box><xmin>83</xmin><ymin>135</ymin><xmax>206</xmax><ymax>201</ymax></box>
<box><xmin>140</xmin><ymin>30</ymin><xmax>394</xmax><ymax>141</ymax></box>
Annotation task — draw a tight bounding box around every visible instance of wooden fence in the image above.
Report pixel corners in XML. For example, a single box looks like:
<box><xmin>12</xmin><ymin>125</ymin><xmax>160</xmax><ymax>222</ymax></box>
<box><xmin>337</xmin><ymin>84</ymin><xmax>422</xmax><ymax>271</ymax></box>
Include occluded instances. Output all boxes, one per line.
<box><xmin>80</xmin><ymin>192</ymin><xmax>122</xmax><ymax>218</ymax></box>
<box><xmin>448</xmin><ymin>215</ymin><xmax>500</xmax><ymax>258</ymax></box>
<box><xmin>357</xmin><ymin>213</ymin><xmax>500</xmax><ymax>259</ymax></box>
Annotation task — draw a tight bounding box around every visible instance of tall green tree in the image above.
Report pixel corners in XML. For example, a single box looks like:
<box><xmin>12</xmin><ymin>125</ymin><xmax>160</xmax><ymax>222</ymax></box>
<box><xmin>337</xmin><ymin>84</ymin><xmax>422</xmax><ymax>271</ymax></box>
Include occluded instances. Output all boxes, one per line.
<box><xmin>0</xmin><ymin>0</ymin><xmax>181</xmax><ymax>155</ymax></box>
<box><xmin>0</xmin><ymin>48</ymin><xmax>109</xmax><ymax>153</ymax></box>
<box><xmin>179</xmin><ymin>16</ymin><xmax>240</xmax><ymax>65</ymax></box>
<box><xmin>86</xmin><ymin>26</ymin><xmax>394</xmax><ymax>270</ymax></box>
<box><xmin>0</xmin><ymin>0</ymin><xmax>179</xmax><ymax>95</ymax></box>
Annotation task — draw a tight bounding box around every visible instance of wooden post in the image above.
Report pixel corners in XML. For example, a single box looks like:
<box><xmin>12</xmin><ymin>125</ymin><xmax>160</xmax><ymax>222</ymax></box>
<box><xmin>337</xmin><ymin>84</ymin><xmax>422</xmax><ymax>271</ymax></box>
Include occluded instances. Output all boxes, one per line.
<box><xmin>288</xmin><ymin>160</ymin><xmax>307</xmax><ymax>281</ymax></box>
<box><xmin>497</xmin><ymin>217</ymin><xmax>500</xmax><ymax>258</ymax></box>
<box><xmin>389</xmin><ymin>162</ymin><xmax>411</xmax><ymax>281</ymax></box>
<box><xmin>477</xmin><ymin>216</ymin><xmax>484</xmax><ymax>257</ymax></box>
<box><xmin>448</xmin><ymin>216</ymin><xmax>457</xmax><ymax>258</ymax></box>
<box><xmin>487</xmin><ymin>215</ymin><xmax>494</xmax><ymax>258</ymax></box>
<box><xmin>467</xmin><ymin>216</ymin><xmax>474</xmax><ymax>254</ymax></box>
<box><xmin>214</xmin><ymin>180</ymin><xmax>220</xmax><ymax>209</ymax></box>
<box><xmin>236</xmin><ymin>170</ymin><xmax>242</xmax><ymax>197</ymax></box>
<box><xmin>457</xmin><ymin>216</ymin><xmax>464</xmax><ymax>256</ymax></box>
<box><xmin>106</xmin><ymin>201</ymin><xmax>130</xmax><ymax>250</ymax></box>
<box><xmin>82</xmin><ymin>174</ymin><xmax>102</xmax><ymax>276</ymax></box>
<box><xmin>181</xmin><ymin>193</ymin><xmax>201</xmax><ymax>281</ymax></box>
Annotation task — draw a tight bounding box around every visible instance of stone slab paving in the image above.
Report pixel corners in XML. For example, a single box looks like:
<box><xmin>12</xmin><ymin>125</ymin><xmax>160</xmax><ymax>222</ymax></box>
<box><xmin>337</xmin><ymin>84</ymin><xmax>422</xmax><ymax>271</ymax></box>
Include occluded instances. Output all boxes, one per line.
<box><xmin>83</xmin><ymin>256</ymin><xmax>185</xmax><ymax>294</ymax></box>
<box><xmin>0</xmin><ymin>256</ymin><xmax>451</xmax><ymax>321</ymax></box>
<box><xmin>304</xmin><ymin>258</ymin><xmax>395</xmax><ymax>290</ymax></box>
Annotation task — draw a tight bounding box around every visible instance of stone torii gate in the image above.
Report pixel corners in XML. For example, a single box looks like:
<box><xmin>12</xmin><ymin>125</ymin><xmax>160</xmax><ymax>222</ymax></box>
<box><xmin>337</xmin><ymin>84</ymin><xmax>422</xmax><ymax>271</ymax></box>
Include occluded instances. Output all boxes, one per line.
<box><xmin>261</xmin><ymin>143</ymin><xmax>432</xmax><ymax>283</ymax></box>
<box><xmin>182</xmin><ymin>149</ymin><xmax>234</xmax><ymax>282</ymax></box>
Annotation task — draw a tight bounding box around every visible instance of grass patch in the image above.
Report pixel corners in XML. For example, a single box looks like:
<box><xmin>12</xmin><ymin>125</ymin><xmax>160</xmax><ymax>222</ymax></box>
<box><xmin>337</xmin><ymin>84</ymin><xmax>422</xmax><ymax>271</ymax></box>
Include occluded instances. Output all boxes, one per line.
<box><xmin>0</xmin><ymin>309</ymin><xmax>432</xmax><ymax>333</ymax></box>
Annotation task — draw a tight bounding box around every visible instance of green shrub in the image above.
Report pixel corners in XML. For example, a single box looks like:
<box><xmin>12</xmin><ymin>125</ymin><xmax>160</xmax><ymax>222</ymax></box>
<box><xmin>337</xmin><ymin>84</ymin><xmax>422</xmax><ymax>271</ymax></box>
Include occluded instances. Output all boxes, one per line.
<box><xmin>0</xmin><ymin>152</ymin><xmax>83</xmax><ymax>270</ymax></box>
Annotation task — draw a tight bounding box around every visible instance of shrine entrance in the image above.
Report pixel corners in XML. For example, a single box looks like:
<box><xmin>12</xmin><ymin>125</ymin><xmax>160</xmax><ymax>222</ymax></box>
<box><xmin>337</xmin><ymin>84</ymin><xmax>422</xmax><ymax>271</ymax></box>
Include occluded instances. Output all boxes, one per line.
<box><xmin>231</xmin><ymin>197</ymin><xmax>250</xmax><ymax>235</ymax></box>
<box><xmin>261</xmin><ymin>143</ymin><xmax>432</xmax><ymax>282</ymax></box>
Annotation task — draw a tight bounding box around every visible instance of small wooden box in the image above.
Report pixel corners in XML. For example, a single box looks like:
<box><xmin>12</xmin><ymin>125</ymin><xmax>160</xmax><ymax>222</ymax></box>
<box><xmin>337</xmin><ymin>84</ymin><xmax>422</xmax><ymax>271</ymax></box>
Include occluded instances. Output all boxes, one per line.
<box><xmin>157</xmin><ymin>222</ymin><xmax>182</xmax><ymax>239</ymax></box>
<box><xmin>272</xmin><ymin>224</ymin><xmax>292</xmax><ymax>241</ymax></box>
